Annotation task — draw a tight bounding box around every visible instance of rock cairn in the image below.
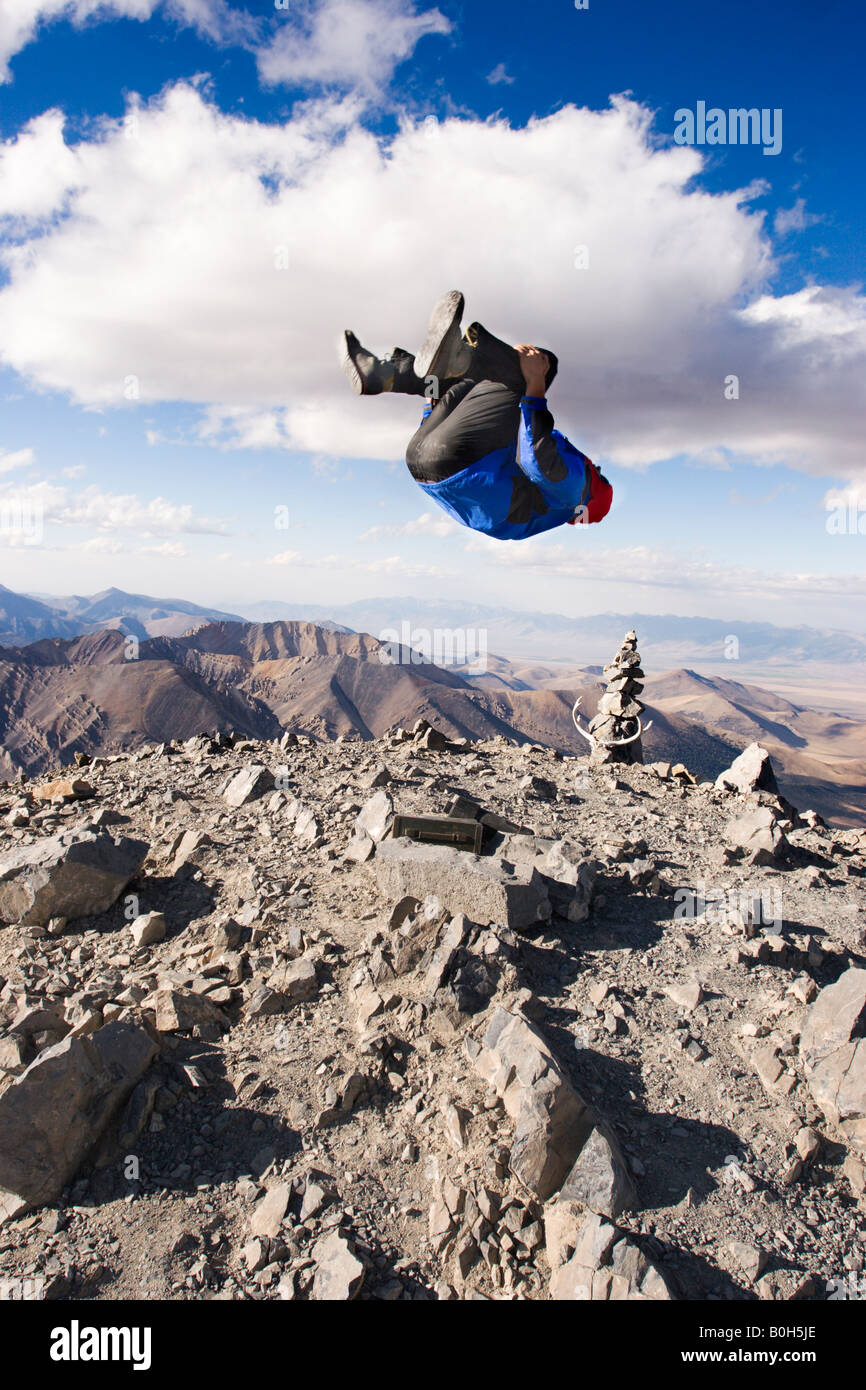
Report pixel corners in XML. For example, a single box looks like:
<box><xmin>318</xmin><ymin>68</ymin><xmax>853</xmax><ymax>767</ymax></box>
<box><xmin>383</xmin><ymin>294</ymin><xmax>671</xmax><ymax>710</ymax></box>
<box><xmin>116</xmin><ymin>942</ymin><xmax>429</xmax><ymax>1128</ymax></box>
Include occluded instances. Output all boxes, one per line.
<box><xmin>588</xmin><ymin>630</ymin><xmax>646</xmax><ymax>765</ymax></box>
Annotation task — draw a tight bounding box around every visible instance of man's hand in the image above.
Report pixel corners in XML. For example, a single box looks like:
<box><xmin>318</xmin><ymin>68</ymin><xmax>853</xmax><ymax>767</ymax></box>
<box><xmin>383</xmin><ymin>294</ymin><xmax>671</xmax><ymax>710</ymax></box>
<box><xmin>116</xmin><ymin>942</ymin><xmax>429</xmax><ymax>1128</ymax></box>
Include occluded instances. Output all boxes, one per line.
<box><xmin>514</xmin><ymin>344</ymin><xmax>549</xmax><ymax>397</ymax></box>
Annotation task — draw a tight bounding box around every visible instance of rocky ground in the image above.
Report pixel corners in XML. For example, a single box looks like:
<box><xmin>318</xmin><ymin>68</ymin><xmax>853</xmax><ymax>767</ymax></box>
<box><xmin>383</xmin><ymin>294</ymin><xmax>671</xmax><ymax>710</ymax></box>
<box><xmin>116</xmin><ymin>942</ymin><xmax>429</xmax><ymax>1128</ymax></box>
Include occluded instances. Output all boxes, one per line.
<box><xmin>0</xmin><ymin>721</ymin><xmax>864</xmax><ymax>1302</ymax></box>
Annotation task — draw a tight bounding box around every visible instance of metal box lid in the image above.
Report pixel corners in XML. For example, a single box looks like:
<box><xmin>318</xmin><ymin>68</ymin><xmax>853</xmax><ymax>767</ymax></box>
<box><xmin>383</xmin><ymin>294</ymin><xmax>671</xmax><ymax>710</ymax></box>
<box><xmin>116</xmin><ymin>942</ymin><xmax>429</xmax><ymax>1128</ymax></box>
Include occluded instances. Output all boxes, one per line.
<box><xmin>391</xmin><ymin>813</ymin><xmax>483</xmax><ymax>854</ymax></box>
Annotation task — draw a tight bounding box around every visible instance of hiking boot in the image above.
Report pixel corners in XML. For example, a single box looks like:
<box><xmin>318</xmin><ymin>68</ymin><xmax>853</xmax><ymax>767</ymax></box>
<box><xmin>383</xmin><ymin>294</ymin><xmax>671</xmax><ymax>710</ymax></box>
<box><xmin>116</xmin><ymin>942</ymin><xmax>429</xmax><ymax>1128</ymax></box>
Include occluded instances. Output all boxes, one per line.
<box><xmin>340</xmin><ymin>333</ymin><xmax>426</xmax><ymax>396</ymax></box>
<box><xmin>413</xmin><ymin>290</ymin><xmax>470</xmax><ymax>382</ymax></box>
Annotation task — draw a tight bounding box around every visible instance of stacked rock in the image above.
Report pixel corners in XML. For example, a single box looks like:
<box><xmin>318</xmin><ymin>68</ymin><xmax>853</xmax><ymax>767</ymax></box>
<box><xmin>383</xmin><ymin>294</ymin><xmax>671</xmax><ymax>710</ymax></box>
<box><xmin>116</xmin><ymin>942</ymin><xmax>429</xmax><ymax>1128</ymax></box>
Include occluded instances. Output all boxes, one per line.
<box><xmin>588</xmin><ymin>630</ymin><xmax>646</xmax><ymax>765</ymax></box>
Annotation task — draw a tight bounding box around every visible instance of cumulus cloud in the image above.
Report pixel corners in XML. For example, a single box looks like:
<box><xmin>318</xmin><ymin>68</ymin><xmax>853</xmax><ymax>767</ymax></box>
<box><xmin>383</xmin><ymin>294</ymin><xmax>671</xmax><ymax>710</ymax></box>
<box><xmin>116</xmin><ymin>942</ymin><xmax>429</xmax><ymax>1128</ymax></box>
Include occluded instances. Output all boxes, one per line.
<box><xmin>0</xmin><ymin>84</ymin><xmax>864</xmax><ymax>480</ymax></box>
<box><xmin>0</xmin><ymin>0</ymin><xmax>448</xmax><ymax>98</ymax></box>
<box><xmin>740</xmin><ymin>284</ymin><xmax>866</xmax><ymax>359</ymax></box>
<box><xmin>0</xmin><ymin>0</ymin><xmax>255</xmax><ymax>82</ymax></box>
<box><xmin>486</xmin><ymin>62</ymin><xmax>514</xmax><ymax>86</ymax></box>
<box><xmin>0</xmin><ymin>477</ymin><xmax>230</xmax><ymax>536</ymax></box>
<box><xmin>256</xmin><ymin>0</ymin><xmax>451</xmax><ymax>93</ymax></box>
<box><xmin>0</xmin><ymin>446</ymin><xmax>35</xmax><ymax>473</ymax></box>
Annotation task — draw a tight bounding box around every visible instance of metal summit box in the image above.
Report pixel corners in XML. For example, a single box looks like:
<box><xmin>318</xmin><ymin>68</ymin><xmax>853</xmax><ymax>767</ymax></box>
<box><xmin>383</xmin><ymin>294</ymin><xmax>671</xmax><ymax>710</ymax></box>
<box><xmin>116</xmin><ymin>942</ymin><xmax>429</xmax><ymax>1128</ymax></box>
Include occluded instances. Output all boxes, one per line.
<box><xmin>391</xmin><ymin>813</ymin><xmax>483</xmax><ymax>854</ymax></box>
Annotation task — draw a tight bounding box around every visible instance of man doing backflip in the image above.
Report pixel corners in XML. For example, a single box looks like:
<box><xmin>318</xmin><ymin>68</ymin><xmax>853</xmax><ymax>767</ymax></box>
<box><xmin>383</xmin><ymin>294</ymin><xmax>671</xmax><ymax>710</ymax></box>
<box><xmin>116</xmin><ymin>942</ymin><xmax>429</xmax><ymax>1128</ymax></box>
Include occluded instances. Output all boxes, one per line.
<box><xmin>340</xmin><ymin>290</ymin><xmax>612</xmax><ymax>540</ymax></box>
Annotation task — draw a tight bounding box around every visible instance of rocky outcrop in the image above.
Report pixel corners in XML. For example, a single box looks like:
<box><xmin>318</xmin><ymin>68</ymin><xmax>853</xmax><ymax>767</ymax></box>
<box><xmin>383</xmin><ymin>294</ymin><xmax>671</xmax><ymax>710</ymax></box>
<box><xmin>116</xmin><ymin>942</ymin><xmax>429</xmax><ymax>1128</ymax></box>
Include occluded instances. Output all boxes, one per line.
<box><xmin>716</xmin><ymin>742</ymin><xmax>780</xmax><ymax>797</ymax></box>
<box><xmin>799</xmin><ymin>969</ymin><xmax>866</xmax><ymax>1154</ymax></box>
<box><xmin>0</xmin><ymin>831</ymin><xmax>149</xmax><ymax>926</ymax></box>
<box><xmin>0</xmin><ymin>1019</ymin><xmax>158</xmax><ymax>1220</ymax></box>
<box><xmin>546</xmin><ymin>1210</ymin><xmax>674</xmax><ymax>1301</ymax></box>
<box><xmin>373</xmin><ymin>840</ymin><xmax>552</xmax><ymax>932</ymax></box>
<box><xmin>724</xmin><ymin>806</ymin><xmax>788</xmax><ymax>864</ymax></box>
<box><xmin>222</xmin><ymin>765</ymin><xmax>274</xmax><ymax>808</ymax></box>
<box><xmin>467</xmin><ymin>1008</ymin><xmax>593</xmax><ymax>1199</ymax></box>
<box><xmin>0</xmin><ymin>718</ymin><xmax>860</xmax><ymax>1304</ymax></box>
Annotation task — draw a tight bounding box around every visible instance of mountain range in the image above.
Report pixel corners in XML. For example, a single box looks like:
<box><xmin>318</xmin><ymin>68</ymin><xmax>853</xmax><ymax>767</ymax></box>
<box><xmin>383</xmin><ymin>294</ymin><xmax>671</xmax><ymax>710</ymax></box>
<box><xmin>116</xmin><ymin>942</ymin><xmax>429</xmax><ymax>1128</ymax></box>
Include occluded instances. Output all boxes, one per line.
<box><xmin>1</xmin><ymin>614</ymin><xmax>864</xmax><ymax>826</ymax></box>
<box><xmin>6</xmin><ymin>587</ymin><xmax>866</xmax><ymax>674</ymax></box>
<box><xmin>236</xmin><ymin>597</ymin><xmax>866</xmax><ymax>672</ymax></box>
<box><xmin>1</xmin><ymin>585</ymin><xmax>242</xmax><ymax>644</ymax></box>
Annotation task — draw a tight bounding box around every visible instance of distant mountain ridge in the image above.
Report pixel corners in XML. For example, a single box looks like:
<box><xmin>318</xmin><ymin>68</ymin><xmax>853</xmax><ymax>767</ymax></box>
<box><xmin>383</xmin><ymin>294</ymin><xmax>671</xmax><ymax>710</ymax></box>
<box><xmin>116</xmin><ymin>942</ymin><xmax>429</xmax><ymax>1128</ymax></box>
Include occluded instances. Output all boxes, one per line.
<box><xmin>1</xmin><ymin>585</ymin><xmax>242</xmax><ymax>645</ymax></box>
<box><xmin>236</xmin><ymin>596</ymin><xmax>866</xmax><ymax>668</ymax></box>
<box><xmin>1</xmin><ymin>616</ymin><xmax>864</xmax><ymax>826</ymax></box>
<box><xmin>0</xmin><ymin>585</ymin><xmax>86</xmax><ymax>644</ymax></box>
<box><xmin>7</xmin><ymin>587</ymin><xmax>866</xmax><ymax>668</ymax></box>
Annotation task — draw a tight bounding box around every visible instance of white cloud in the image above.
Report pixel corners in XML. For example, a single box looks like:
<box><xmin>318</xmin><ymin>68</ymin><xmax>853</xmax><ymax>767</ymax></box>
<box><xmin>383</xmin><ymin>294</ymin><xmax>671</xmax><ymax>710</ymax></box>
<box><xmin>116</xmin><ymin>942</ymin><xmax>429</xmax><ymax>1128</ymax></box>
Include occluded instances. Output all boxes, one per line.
<box><xmin>267</xmin><ymin>546</ymin><xmax>451</xmax><ymax>578</ymax></box>
<box><xmin>463</xmin><ymin>535</ymin><xmax>866</xmax><ymax>602</ymax></box>
<box><xmin>486</xmin><ymin>62</ymin><xmax>514</xmax><ymax>86</ymax></box>
<box><xmin>740</xmin><ymin>284</ymin><xmax>866</xmax><ymax>359</ymax></box>
<box><xmin>0</xmin><ymin>85</ymin><xmax>864</xmax><ymax>481</ymax></box>
<box><xmin>0</xmin><ymin>446</ymin><xmax>35</xmax><ymax>473</ymax></box>
<box><xmin>0</xmin><ymin>478</ymin><xmax>230</xmax><ymax>535</ymax></box>
<box><xmin>256</xmin><ymin>0</ymin><xmax>451</xmax><ymax>93</ymax></box>
<box><xmin>197</xmin><ymin>405</ymin><xmax>287</xmax><ymax>452</ymax></box>
<box><xmin>80</xmin><ymin>536</ymin><xmax>123</xmax><ymax>553</ymax></box>
<box><xmin>0</xmin><ymin>0</ymin><xmax>255</xmax><ymax>82</ymax></box>
<box><xmin>360</xmin><ymin>510</ymin><xmax>457</xmax><ymax>540</ymax></box>
<box><xmin>139</xmin><ymin>539</ymin><xmax>188</xmax><ymax>557</ymax></box>
<box><xmin>80</xmin><ymin>534</ymin><xmax>187</xmax><ymax>556</ymax></box>
<box><xmin>345</xmin><ymin>552</ymin><xmax>454</xmax><ymax>578</ymax></box>
<box><xmin>0</xmin><ymin>109</ymin><xmax>80</xmax><ymax>216</ymax></box>
<box><xmin>773</xmin><ymin>198</ymin><xmax>823</xmax><ymax>237</ymax></box>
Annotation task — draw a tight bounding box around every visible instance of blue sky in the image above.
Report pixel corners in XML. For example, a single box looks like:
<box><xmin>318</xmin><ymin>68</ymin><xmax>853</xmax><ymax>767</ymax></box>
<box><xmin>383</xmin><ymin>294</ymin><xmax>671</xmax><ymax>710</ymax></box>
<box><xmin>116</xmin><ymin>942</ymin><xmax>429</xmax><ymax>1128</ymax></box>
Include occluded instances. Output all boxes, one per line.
<box><xmin>1</xmin><ymin>0</ymin><xmax>864</xmax><ymax>632</ymax></box>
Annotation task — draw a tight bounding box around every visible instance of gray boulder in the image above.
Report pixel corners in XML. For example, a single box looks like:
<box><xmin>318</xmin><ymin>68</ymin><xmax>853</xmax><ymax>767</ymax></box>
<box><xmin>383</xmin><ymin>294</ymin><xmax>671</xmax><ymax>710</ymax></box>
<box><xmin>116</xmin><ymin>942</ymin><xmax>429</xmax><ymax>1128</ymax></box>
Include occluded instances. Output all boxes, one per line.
<box><xmin>373</xmin><ymin>840</ymin><xmax>550</xmax><ymax>932</ymax></box>
<box><xmin>0</xmin><ymin>1019</ymin><xmax>158</xmax><ymax>1220</ymax></box>
<box><xmin>469</xmin><ymin>1007</ymin><xmax>592</xmax><ymax>1198</ymax></box>
<box><xmin>344</xmin><ymin>832</ymin><xmax>374</xmax><ymax>863</ymax></box>
<box><xmin>312</xmin><ymin>1231</ymin><xmax>365</xmax><ymax>1300</ymax></box>
<box><xmin>716</xmin><ymin>743</ymin><xmax>780</xmax><ymax>797</ymax></box>
<box><xmin>292</xmin><ymin>806</ymin><xmax>322</xmax><ymax>848</ymax></box>
<box><xmin>724</xmin><ymin>806</ymin><xmax>787</xmax><ymax>862</ymax></box>
<box><xmin>168</xmin><ymin>829</ymin><xmax>211</xmax><ymax>873</ymax></box>
<box><xmin>355</xmin><ymin>789</ymin><xmax>394</xmax><ymax>844</ymax></box>
<box><xmin>222</xmin><ymin>765</ymin><xmax>274</xmax><ymax>808</ymax></box>
<box><xmin>548</xmin><ymin>1211</ymin><xmax>674</xmax><ymax>1301</ymax></box>
<box><xmin>130</xmin><ymin>911</ymin><xmax>166</xmax><ymax>948</ymax></box>
<box><xmin>269</xmin><ymin>956</ymin><xmax>318</xmax><ymax>1002</ymax></box>
<box><xmin>799</xmin><ymin>968</ymin><xmax>866</xmax><ymax>1155</ymax></box>
<box><xmin>249</xmin><ymin>1183</ymin><xmax>292</xmax><ymax>1239</ymax></box>
<box><xmin>558</xmin><ymin>1122</ymin><xmax>636</xmax><ymax>1217</ymax></box>
<box><xmin>155</xmin><ymin>987</ymin><xmax>229</xmax><ymax>1033</ymax></box>
<box><xmin>0</xmin><ymin>831</ymin><xmax>150</xmax><ymax>927</ymax></box>
<box><xmin>421</xmin><ymin>914</ymin><xmax>468</xmax><ymax>1000</ymax></box>
<box><xmin>800</xmin><ymin>967</ymin><xmax>866</xmax><ymax>1066</ymax></box>
<box><xmin>500</xmin><ymin>835</ymin><xmax>597</xmax><ymax>924</ymax></box>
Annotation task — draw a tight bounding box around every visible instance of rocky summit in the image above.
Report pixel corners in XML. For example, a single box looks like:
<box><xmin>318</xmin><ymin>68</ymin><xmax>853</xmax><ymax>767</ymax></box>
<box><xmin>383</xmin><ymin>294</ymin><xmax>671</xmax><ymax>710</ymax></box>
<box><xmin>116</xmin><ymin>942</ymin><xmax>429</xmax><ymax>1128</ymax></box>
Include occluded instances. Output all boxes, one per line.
<box><xmin>0</xmin><ymin>720</ymin><xmax>864</xmax><ymax>1302</ymax></box>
